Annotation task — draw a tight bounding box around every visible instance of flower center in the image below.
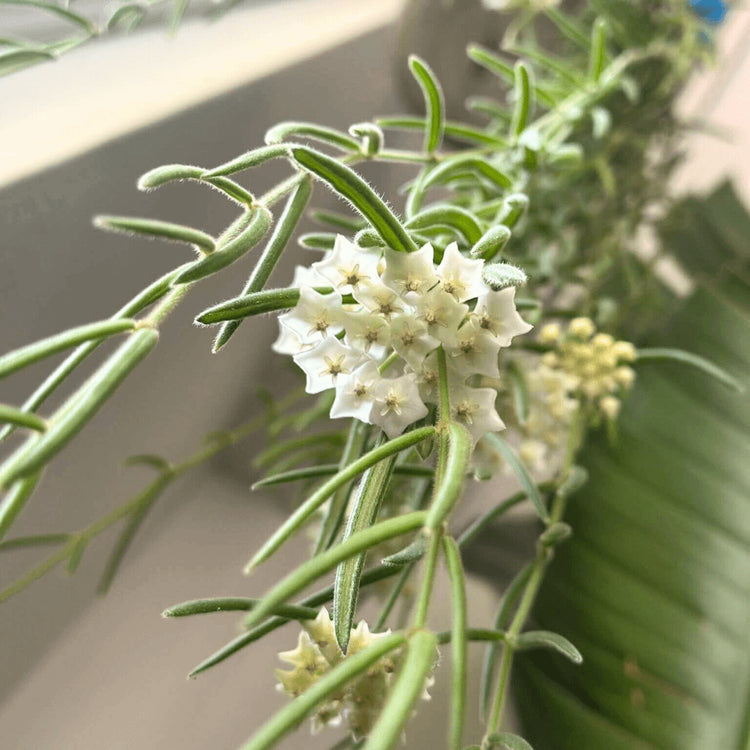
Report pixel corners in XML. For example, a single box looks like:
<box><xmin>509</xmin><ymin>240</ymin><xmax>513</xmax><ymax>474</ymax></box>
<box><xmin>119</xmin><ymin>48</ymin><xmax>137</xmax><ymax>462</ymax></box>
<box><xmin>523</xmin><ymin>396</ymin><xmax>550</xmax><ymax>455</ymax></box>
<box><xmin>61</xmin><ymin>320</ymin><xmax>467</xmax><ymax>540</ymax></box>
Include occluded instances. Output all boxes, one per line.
<box><xmin>320</xmin><ymin>355</ymin><xmax>348</xmax><ymax>380</ymax></box>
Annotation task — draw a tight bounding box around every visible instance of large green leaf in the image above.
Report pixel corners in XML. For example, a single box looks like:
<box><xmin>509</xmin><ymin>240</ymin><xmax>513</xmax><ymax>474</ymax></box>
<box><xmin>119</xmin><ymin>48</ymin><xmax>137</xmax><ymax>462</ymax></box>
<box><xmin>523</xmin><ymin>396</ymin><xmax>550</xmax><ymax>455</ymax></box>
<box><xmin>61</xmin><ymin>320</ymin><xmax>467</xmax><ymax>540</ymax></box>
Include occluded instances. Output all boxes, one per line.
<box><xmin>469</xmin><ymin>183</ymin><xmax>750</xmax><ymax>748</ymax></box>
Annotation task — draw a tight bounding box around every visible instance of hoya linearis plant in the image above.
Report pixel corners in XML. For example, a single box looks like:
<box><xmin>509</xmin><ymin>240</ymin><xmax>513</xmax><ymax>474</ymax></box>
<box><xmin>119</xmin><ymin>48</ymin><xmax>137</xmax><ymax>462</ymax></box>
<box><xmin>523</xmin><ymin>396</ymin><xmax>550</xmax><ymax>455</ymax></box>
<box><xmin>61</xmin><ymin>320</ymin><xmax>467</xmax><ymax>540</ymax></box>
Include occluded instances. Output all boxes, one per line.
<box><xmin>0</xmin><ymin>2</ymin><xmax>738</xmax><ymax>749</ymax></box>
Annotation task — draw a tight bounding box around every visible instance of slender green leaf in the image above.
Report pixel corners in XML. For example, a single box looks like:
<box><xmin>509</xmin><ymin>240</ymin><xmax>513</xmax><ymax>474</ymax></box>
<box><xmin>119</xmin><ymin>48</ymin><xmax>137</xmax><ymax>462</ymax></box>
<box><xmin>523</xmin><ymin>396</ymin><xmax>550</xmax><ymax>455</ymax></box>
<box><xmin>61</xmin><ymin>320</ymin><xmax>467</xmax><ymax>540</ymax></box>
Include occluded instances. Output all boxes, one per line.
<box><xmin>515</xmin><ymin>631</ymin><xmax>582</xmax><ymax>663</ymax></box>
<box><xmin>291</xmin><ymin>146</ymin><xmax>417</xmax><ymax>252</ymax></box>
<box><xmin>0</xmin><ymin>533</ymin><xmax>70</xmax><ymax>552</ymax></box>
<box><xmin>94</xmin><ymin>215</ymin><xmax>215</xmax><ymax>254</ymax></box>
<box><xmin>408</xmin><ymin>55</ymin><xmax>445</xmax><ymax>153</ymax></box>
<box><xmin>471</xmin><ymin>225</ymin><xmax>512</xmax><ymax>261</ymax></box>
<box><xmin>635</xmin><ymin>347</ymin><xmax>743</xmax><ymax>392</ymax></box>
<box><xmin>425</xmin><ymin>423</ymin><xmax>472</xmax><ymax>530</ymax></box>
<box><xmin>484</xmin><ymin>434</ymin><xmax>549</xmax><ymax>522</ymax></box>
<box><xmin>0</xmin><ymin>48</ymin><xmax>54</xmax><ymax>75</ymax></box>
<box><xmin>499</xmin><ymin>193</ymin><xmax>529</xmax><ymax>228</ymax></box>
<box><xmin>508</xmin><ymin>360</ymin><xmax>530</xmax><ymax>424</ymax></box>
<box><xmin>163</xmin><ymin>598</ymin><xmax>318</xmax><ymax>619</ymax></box>
<box><xmin>333</xmin><ymin>443</ymin><xmax>396</xmax><ymax>651</ymax></box>
<box><xmin>0</xmin><ymin>319</ymin><xmax>136</xmax><ymax>380</ymax></box>
<box><xmin>381</xmin><ymin>533</ymin><xmax>428</xmax><ymax>566</ymax></box>
<box><xmin>588</xmin><ymin>18</ymin><xmax>608</xmax><ymax>83</ymax></box>
<box><xmin>137</xmin><ymin>164</ymin><xmax>205</xmax><ymax>191</ymax></box>
<box><xmin>349</xmin><ymin>122</ymin><xmax>383</xmax><ymax>156</ymax></box>
<box><xmin>375</xmin><ymin>116</ymin><xmax>508</xmax><ymax>147</ymax></box>
<box><xmin>203</xmin><ymin>145</ymin><xmax>293</xmax><ymax>178</ymax></box>
<box><xmin>0</xmin><ymin>405</ymin><xmax>46</xmax><ymax>432</ymax></box>
<box><xmin>510</xmin><ymin>62</ymin><xmax>533</xmax><ymax>138</ymax></box>
<box><xmin>246</xmin><ymin>427</ymin><xmax>434</xmax><ymax>570</ymax></box>
<box><xmin>243</xmin><ymin>512</ymin><xmax>427</xmax><ymax>630</ymax></box>
<box><xmin>1</xmin><ymin>0</ymin><xmax>97</xmax><ymax>34</ymax></box>
<box><xmin>173</xmin><ymin>207</ymin><xmax>272</xmax><ymax>284</ymax></box>
<box><xmin>362</xmin><ymin>629</ymin><xmax>437</xmax><ymax>750</ymax></box>
<box><xmin>0</xmin><ymin>474</ymin><xmax>43</xmax><ymax>541</ymax></box>
<box><xmin>406</xmin><ymin>205</ymin><xmax>483</xmax><ymax>245</ymax></box>
<box><xmin>0</xmin><ymin>329</ymin><xmax>158</xmax><ymax>491</ymax></box>
<box><xmin>265</xmin><ymin>122</ymin><xmax>361</xmax><ymax>152</ymax></box>
<box><xmin>298</xmin><ymin>232</ymin><xmax>336</xmax><ymax>250</ymax></box>
<box><xmin>423</xmin><ymin>154</ymin><xmax>513</xmax><ymax>192</ymax></box>
<box><xmin>309</xmin><ymin>209</ymin><xmax>364</xmax><ymax>232</ymax></box>
<box><xmin>240</xmin><ymin>633</ymin><xmax>406</xmax><ymax>750</ymax></box>
<box><xmin>443</xmin><ymin>537</ymin><xmax>468</xmax><ymax>750</ymax></box>
<box><xmin>213</xmin><ymin>178</ymin><xmax>312</xmax><ymax>351</ymax></box>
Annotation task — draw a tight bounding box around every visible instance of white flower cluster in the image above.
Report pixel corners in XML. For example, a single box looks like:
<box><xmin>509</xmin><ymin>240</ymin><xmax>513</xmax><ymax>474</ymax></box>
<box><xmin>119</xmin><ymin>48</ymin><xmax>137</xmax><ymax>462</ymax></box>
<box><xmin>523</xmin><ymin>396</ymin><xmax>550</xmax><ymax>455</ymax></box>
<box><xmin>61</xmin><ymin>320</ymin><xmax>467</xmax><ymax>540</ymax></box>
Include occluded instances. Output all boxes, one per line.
<box><xmin>275</xmin><ymin>608</ymin><xmax>431</xmax><ymax>739</ymax></box>
<box><xmin>273</xmin><ymin>235</ymin><xmax>532</xmax><ymax>442</ymax></box>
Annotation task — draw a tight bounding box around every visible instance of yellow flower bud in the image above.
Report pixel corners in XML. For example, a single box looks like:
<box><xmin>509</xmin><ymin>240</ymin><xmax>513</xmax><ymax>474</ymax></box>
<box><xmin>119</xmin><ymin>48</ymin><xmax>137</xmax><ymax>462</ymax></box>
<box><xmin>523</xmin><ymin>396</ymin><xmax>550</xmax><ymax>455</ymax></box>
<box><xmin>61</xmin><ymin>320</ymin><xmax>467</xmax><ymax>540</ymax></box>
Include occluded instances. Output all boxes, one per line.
<box><xmin>614</xmin><ymin>366</ymin><xmax>636</xmax><ymax>388</ymax></box>
<box><xmin>591</xmin><ymin>332</ymin><xmax>614</xmax><ymax>349</ymax></box>
<box><xmin>538</xmin><ymin>322</ymin><xmax>561</xmax><ymax>345</ymax></box>
<box><xmin>569</xmin><ymin>317</ymin><xmax>595</xmax><ymax>340</ymax></box>
<box><xmin>600</xmin><ymin>395</ymin><xmax>621</xmax><ymax>419</ymax></box>
<box><xmin>612</xmin><ymin>340</ymin><xmax>637</xmax><ymax>362</ymax></box>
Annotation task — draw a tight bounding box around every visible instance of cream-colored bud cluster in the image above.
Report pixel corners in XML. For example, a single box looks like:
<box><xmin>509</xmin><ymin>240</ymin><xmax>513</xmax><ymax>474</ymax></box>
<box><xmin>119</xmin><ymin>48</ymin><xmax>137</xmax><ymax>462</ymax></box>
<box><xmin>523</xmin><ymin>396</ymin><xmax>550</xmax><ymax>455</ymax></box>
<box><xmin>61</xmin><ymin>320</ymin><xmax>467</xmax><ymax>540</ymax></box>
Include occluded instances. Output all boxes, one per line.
<box><xmin>275</xmin><ymin>608</ymin><xmax>428</xmax><ymax>739</ymax></box>
<box><xmin>537</xmin><ymin>317</ymin><xmax>636</xmax><ymax>420</ymax></box>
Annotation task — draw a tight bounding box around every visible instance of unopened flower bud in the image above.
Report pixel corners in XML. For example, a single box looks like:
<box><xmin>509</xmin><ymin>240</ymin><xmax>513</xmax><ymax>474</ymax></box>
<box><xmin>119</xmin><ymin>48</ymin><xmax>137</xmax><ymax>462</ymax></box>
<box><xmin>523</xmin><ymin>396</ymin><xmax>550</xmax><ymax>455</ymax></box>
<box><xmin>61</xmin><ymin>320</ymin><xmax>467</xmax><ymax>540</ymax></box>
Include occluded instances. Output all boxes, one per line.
<box><xmin>538</xmin><ymin>323</ymin><xmax>561</xmax><ymax>345</ymax></box>
<box><xmin>600</xmin><ymin>395</ymin><xmax>621</xmax><ymax>419</ymax></box>
<box><xmin>612</xmin><ymin>340</ymin><xmax>637</xmax><ymax>362</ymax></box>
<box><xmin>569</xmin><ymin>317</ymin><xmax>595</xmax><ymax>340</ymax></box>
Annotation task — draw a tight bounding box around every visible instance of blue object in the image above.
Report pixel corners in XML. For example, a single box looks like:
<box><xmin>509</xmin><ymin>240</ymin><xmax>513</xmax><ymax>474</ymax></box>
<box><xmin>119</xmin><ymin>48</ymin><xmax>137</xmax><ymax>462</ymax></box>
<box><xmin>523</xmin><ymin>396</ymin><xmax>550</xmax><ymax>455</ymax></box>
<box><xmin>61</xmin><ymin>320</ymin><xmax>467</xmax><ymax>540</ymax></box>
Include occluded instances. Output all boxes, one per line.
<box><xmin>689</xmin><ymin>0</ymin><xmax>728</xmax><ymax>24</ymax></box>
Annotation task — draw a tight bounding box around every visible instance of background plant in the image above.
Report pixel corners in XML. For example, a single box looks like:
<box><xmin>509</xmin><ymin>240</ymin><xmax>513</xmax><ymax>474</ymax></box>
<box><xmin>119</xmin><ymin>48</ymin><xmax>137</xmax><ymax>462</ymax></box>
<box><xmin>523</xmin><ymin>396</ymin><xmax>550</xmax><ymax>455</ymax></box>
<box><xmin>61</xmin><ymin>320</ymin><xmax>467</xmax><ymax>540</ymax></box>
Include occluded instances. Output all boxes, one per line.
<box><xmin>0</xmin><ymin>1</ymin><xmax>742</xmax><ymax>749</ymax></box>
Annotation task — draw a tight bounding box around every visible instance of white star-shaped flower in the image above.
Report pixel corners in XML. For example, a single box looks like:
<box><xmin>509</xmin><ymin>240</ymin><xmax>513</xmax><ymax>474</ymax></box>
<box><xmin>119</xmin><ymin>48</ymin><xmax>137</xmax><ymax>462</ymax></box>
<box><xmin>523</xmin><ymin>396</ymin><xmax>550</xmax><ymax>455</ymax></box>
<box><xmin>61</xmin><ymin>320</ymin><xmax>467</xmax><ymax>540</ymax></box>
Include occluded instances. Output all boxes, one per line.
<box><xmin>329</xmin><ymin>360</ymin><xmax>380</xmax><ymax>422</ymax></box>
<box><xmin>371</xmin><ymin>373</ymin><xmax>428</xmax><ymax>438</ymax></box>
<box><xmin>312</xmin><ymin>235</ymin><xmax>381</xmax><ymax>294</ymax></box>
<box><xmin>353</xmin><ymin>278</ymin><xmax>406</xmax><ymax>318</ymax></box>
<box><xmin>449</xmin><ymin>383</ymin><xmax>505</xmax><ymax>443</ymax></box>
<box><xmin>446</xmin><ymin>319</ymin><xmax>502</xmax><ymax>378</ymax></box>
<box><xmin>293</xmin><ymin>337</ymin><xmax>363</xmax><ymax>394</ymax></box>
<box><xmin>340</xmin><ymin>309</ymin><xmax>391</xmax><ymax>358</ymax></box>
<box><xmin>414</xmin><ymin>287</ymin><xmax>469</xmax><ymax>347</ymax></box>
<box><xmin>278</xmin><ymin>286</ymin><xmax>344</xmax><ymax>345</ymax></box>
<box><xmin>381</xmin><ymin>243</ymin><xmax>439</xmax><ymax>299</ymax></box>
<box><xmin>472</xmin><ymin>286</ymin><xmax>533</xmax><ymax>347</ymax></box>
<box><xmin>389</xmin><ymin>313</ymin><xmax>439</xmax><ymax>370</ymax></box>
<box><xmin>436</xmin><ymin>242</ymin><xmax>485</xmax><ymax>301</ymax></box>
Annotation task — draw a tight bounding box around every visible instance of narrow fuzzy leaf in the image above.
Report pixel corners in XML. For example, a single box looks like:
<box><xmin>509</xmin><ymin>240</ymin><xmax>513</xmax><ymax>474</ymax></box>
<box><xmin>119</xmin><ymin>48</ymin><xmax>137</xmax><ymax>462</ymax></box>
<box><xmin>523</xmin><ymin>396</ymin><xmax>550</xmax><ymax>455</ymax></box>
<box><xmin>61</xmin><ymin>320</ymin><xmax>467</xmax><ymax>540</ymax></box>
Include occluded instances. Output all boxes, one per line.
<box><xmin>243</xmin><ymin>512</ymin><xmax>427</xmax><ymax>630</ymax></box>
<box><xmin>0</xmin><ymin>319</ymin><xmax>136</xmax><ymax>380</ymax></box>
<box><xmin>408</xmin><ymin>55</ymin><xmax>445</xmax><ymax>153</ymax></box>
<box><xmin>423</xmin><ymin>154</ymin><xmax>513</xmax><ymax>192</ymax></box>
<box><xmin>0</xmin><ymin>329</ymin><xmax>158</xmax><ymax>491</ymax></box>
<box><xmin>198</xmin><ymin>287</ymin><xmax>310</xmax><ymax>325</ymax></box>
<box><xmin>349</xmin><ymin>122</ymin><xmax>383</xmax><ymax>156</ymax></box>
<box><xmin>510</xmin><ymin>61</ymin><xmax>533</xmax><ymax>138</ymax></box>
<box><xmin>173</xmin><ymin>207</ymin><xmax>272</xmax><ymax>284</ymax></box>
<box><xmin>163</xmin><ymin>598</ymin><xmax>317</xmax><ymax>619</ymax></box>
<box><xmin>291</xmin><ymin>146</ymin><xmax>417</xmax><ymax>252</ymax></box>
<box><xmin>0</xmin><ymin>48</ymin><xmax>54</xmax><ymax>76</ymax></box>
<box><xmin>588</xmin><ymin>17</ymin><xmax>608</xmax><ymax>82</ymax></box>
<box><xmin>203</xmin><ymin>144</ymin><xmax>292</xmax><ymax>177</ymax></box>
<box><xmin>381</xmin><ymin>533</ymin><xmax>428</xmax><ymax>566</ymax></box>
<box><xmin>375</xmin><ymin>116</ymin><xmax>508</xmax><ymax>147</ymax></box>
<box><xmin>246</xmin><ymin>427</ymin><xmax>434</xmax><ymax>570</ymax></box>
<box><xmin>213</xmin><ymin>179</ymin><xmax>312</xmax><ymax>351</ymax></box>
<box><xmin>406</xmin><ymin>205</ymin><xmax>483</xmax><ymax>245</ymax></box>
<box><xmin>265</xmin><ymin>121</ymin><xmax>361</xmax><ymax>152</ymax></box>
<box><xmin>309</xmin><ymin>209</ymin><xmax>364</xmax><ymax>232</ymax></box>
<box><xmin>94</xmin><ymin>215</ymin><xmax>215</xmax><ymax>254</ymax></box>
<box><xmin>0</xmin><ymin>405</ymin><xmax>47</xmax><ymax>432</ymax></box>
<box><xmin>239</xmin><ymin>633</ymin><xmax>406</xmax><ymax>750</ymax></box>
<box><xmin>499</xmin><ymin>193</ymin><xmax>529</xmax><ymax>228</ymax></box>
<box><xmin>362</xmin><ymin>629</ymin><xmax>437</xmax><ymax>750</ymax></box>
<box><xmin>466</xmin><ymin>44</ymin><xmax>514</xmax><ymax>83</ymax></box>
<box><xmin>137</xmin><ymin>164</ymin><xmax>204</xmax><ymax>191</ymax></box>
<box><xmin>470</xmin><ymin>225</ymin><xmax>511</xmax><ymax>261</ymax></box>
<box><xmin>0</xmin><ymin>533</ymin><xmax>70</xmax><ymax>552</ymax></box>
<box><xmin>298</xmin><ymin>232</ymin><xmax>336</xmax><ymax>250</ymax></box>
<box><xmin>425</xmin><ymin>423</ymin><xmax>472</xmax><ymax>530</ymax></box>
<box><xmin>483</xmin><ymin>434</ymin><xmax>549</xmax><ymax>522</ymax></box>
<box><xmin>333</xmin><ymin>445</ymin><xmax>396</xmax><ymax>651</ymax></box>
<box><xmin>482</xmin><ymin>263</ymin><xmax>528</xmax><ymax>290</ymax></box>
<box><xmin>0</xmin><ymin>474</ymin><xmax>42</xmax><ymax>541</ymax></box>
<box><xmin>515</xmin><ymin>630</ymin><xmax>582</xmax><ymax>664</ymax></box>
<box><xmin>443</xmin><ymin>537</ymin><xmax>468</xmax><ymax>750</ymax></box>
<box><xmin>635</xmin><ymin>347</ymin><xmax>743</xmax><ymax>392</ymax></box>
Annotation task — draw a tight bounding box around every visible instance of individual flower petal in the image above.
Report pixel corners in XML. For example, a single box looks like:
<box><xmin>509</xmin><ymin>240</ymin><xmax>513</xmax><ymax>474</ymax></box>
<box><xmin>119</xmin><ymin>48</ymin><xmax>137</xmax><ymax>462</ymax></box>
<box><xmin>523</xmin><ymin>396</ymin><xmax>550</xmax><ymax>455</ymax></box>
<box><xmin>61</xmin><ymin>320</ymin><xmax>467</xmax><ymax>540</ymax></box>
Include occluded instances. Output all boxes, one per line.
<box><xmin>446</xmin><ymin>319</ymin><xmax>502</xmax><ymax>378</ymax></box>
<box><xmin>414</xmin><ymin>287</ymin><xmax>469</xmax><ymax>347</ymax></box>
<box><xmin>449</xmin><ymin>383</ymin><xmax>505</xmax><ymax>443</ymax></box>
<box><xmin>293</xmin><ymin>337</ymin><xmax>363</xmax><ymax>394</ymax></box>
<box><xmin>381</xmin><ymin>243</ymin><xmax>439</xmax><ymax>299</ymax></box>
<box><xmin>371</xmin><ymin>373</ymin><xmax>428</xmax><ymax>438</ymax></box>
<box><xmin>312</xmin><ymin>235</ymin><xmax>381</xmax><ymax>294</ymax></box>
<box><xmin>291</xmin><ymin>264</ymin><xmax>328</xmax><ymax>288</ymax></box>
<box><xmin>279</xmin><ymin>285</ymin><xmax>344</xmax><ymax>344</ymax></box>
<box><xmin>341</xmin><ymin>309</ymin><xmax>391</xmax><ymax>357</ymax></box>
<box><xmin>473</xmin><ymin>286</ymin><xmax>533</xmax><ymax>346</ymax></box>
<box><xmin>389</xmin><ymin>313</ymin><xmax>439</xmax><ymax>370</ymax></box>
<box><xmin>272</xmin><ymin>323</ymin><xmax>313</xmax><ymax>355</ymax></box>
<box><xmin>330</xmin><ymin>360</ymin><xmax>381</xmax><ymax>422</ymax></box>
<box><xmin>436</xmin><ymin>242</ymin><xmax>485</xmax><ymax>301</ymax></box>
